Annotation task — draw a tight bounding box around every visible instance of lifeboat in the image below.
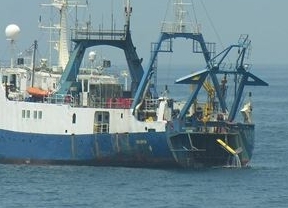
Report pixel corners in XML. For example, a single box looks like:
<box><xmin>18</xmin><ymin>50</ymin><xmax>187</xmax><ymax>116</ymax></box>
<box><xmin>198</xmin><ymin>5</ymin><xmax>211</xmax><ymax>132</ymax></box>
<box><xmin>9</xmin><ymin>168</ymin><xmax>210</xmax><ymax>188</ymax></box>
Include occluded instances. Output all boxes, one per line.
<box><xmin>27</xmin><ymin>87</ymin><xmax>50</xmax><ymax>97</ymax></box>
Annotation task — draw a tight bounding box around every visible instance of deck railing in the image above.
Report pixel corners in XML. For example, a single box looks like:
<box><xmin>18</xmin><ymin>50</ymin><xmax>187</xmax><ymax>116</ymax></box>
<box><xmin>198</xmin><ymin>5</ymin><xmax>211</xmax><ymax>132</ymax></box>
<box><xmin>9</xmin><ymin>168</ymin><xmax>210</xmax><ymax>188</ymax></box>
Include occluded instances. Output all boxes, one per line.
<box><xmin>71</xmin><ymin>28</ymin><xmax>126</xmax><ymax>41</ymax></box>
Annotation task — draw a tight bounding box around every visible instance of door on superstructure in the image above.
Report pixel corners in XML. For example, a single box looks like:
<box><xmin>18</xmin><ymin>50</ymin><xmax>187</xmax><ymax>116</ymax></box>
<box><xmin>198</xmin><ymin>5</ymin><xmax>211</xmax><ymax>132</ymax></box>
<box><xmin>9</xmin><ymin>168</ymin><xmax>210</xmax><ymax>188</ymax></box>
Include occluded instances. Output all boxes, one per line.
<box><xmin>93</xmin><ymin>111</ymin><xmax>110</xmax><ymax>133</ymax></box>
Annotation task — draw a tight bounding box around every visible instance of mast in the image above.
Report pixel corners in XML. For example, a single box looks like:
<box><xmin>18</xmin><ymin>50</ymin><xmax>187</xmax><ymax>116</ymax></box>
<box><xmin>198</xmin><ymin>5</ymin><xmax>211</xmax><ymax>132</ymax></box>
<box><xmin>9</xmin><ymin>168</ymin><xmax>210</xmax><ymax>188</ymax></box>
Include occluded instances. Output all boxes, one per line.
<box><xmin>40</xmin><ymin>0</ymin><xmax>69</xmax><ymax>70</ymax></box>
<box><xmin>31</xmin><ymin>40</ymin><xmax>38</xmax><ymax>87</ymax></box>
<box><xmin>40</xmin><ymin>0</ymin><xmax>88</xmax><ymax>70</ymax></box>
<box><xmin>56</xmin><ymin>0</ymin><xmax>143</xmax><ymax>96</ymax></box>
<box><xmin>125</xmin><ymin>0</ymin><xmax>132</xmax><ymax>30</ymax></box>
<box><xmin>131</xmin><ymin>0</ymin><xmax>209</xmax><ymax>114</ymax></box>
<box><xmin>58</xmin><ymin>0</ymin><xmax>69</xmax><ymax>70</ymax></box>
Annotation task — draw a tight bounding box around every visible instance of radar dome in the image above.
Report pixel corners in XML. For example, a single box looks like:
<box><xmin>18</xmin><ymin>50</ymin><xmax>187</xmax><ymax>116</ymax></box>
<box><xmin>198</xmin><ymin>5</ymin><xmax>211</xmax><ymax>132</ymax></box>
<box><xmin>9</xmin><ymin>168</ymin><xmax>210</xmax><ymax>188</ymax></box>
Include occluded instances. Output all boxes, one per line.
<box><xmin>88</xmin><ymin>51</ymin><xmax>96</xmax><ymax>61</ymax></box>
<box><xmin>5</xmin><ymin>24</ymin><xmax>20</xmax><ymax>40</ymax></box>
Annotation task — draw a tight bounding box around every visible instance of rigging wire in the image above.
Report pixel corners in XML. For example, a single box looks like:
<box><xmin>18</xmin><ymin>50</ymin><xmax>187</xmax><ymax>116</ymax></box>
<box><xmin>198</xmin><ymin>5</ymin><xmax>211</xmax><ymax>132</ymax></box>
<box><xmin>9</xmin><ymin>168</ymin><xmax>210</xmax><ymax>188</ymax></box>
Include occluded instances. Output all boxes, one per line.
<box><xmin>163</xmin><ymin>0</ymin><xmax>172</xmax><ymax>24</ymax></box>
<box><xmin>197</xmin><ymin>0</ymin><xmax>237</xmax><ymax>108</ymax></box>
<box><xmin>199</xmin><ymin>0</ymin><xmax>226</xmax><ymax>54</ymax></box>
<box><xmin>190</xmin><ymin>0</ymin><xmax>199</xmax><ymax>31</ymax></box>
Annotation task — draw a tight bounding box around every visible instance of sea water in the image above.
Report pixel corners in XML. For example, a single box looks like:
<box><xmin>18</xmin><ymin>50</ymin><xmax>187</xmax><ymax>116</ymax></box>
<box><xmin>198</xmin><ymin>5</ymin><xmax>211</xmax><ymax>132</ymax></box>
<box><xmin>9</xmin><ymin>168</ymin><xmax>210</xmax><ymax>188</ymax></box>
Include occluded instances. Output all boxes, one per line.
<box><xmin>0</xmin><ymin>65</ymin><xmax>287</xmax><ymax>208</ymax></box>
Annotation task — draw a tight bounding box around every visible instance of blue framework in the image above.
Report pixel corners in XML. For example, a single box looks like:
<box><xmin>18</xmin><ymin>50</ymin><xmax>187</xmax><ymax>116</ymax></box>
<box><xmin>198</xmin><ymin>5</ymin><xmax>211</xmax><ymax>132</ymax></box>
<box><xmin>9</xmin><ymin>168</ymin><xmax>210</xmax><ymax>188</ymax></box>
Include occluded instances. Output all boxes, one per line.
<box><xmin>56</xmin><ymin>5</ymin><xmax>143</xmax><ymax>96</ymax></box>
<box><xmin>132</xmin><ymin>32</ymin><xmax>268</xmax><ymax>122</ymax></box>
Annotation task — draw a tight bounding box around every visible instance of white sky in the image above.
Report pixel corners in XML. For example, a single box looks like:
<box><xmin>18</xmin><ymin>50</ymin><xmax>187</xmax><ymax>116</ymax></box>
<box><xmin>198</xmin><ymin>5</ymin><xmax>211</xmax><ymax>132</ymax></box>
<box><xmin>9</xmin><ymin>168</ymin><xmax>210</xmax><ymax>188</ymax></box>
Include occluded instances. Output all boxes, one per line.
<box><xmin>0</xmin><ymin>0</ymin><xmax>287</xmax><ymax>67</ymax></box>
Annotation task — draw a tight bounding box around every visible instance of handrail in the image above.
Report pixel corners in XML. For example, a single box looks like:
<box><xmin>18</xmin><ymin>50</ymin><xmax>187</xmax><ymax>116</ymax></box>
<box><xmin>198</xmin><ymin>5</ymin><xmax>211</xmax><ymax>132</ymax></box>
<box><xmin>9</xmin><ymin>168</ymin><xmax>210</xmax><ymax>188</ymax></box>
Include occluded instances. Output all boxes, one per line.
<box><xmin>71</xmin><ymin>29</ymin><xmax>126</xmax><ymax>41</ymax></box>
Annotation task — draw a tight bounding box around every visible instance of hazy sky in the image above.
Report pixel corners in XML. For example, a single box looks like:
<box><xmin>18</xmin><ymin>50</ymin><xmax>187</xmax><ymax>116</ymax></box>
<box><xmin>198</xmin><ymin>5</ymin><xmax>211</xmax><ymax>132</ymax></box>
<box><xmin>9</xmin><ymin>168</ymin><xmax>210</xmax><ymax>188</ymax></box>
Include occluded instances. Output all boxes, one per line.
<box><xmin>0</xmin><ymin>0</ymin><xmax>287</xmax><ymax>67</ymax></box>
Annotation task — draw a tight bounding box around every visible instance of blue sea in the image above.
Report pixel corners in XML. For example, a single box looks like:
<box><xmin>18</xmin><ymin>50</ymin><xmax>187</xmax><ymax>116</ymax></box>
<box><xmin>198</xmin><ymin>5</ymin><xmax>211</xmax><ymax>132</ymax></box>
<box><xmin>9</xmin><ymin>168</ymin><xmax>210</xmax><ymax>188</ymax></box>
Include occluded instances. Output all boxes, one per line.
<box><xmin>0</xmin><ymin>65</ymin><xmax>287</xmax><ymax>208</ymax></box>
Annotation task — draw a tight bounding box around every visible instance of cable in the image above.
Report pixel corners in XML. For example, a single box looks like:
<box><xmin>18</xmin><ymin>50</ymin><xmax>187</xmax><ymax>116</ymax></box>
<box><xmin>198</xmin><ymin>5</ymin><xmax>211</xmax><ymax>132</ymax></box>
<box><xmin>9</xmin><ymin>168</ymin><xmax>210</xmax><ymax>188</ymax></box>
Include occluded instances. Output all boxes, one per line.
<box><xmin>199</xmin><ymin>0</ymin><xmax>225</xmax><ymax>51</ymax></box>
<box><xmin>190</xmin><ymin>0</ymin><xmax>199</xmax><ymax>29</ymax></box>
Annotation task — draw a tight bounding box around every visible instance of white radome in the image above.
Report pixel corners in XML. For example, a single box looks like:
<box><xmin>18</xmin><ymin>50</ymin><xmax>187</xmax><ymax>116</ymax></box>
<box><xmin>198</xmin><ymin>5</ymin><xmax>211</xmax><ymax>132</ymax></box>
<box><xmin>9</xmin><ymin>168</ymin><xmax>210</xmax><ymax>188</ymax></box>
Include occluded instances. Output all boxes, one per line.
<box><xmin>5</xmin><ymin>24</ymin><xmax>21</xmax><ymax>41</ymax></box>
<box><xmin>88</xmin><ymin>51</ymin><xmax>96</xmax><ymax>62</ymax></box>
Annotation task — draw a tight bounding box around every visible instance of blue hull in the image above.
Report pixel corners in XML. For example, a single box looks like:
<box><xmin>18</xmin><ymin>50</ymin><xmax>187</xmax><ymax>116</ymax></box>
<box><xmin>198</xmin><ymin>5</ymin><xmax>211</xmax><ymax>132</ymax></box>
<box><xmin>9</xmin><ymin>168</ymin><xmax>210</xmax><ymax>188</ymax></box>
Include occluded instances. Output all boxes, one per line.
<box><xmin>0</xmin><ymin>123</ymin><xmax>254</xmax><ymax>168</ymax></box>
<box><xmin>0</xmin><ymin>129</ymin><xmax>179</xmax><ymax>168</ymax></box>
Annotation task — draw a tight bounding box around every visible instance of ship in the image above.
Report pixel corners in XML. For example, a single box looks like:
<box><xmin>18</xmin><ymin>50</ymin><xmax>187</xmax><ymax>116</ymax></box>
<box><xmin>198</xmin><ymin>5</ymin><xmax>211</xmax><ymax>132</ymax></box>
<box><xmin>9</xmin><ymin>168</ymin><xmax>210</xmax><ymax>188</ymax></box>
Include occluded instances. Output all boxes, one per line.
<box><xmin>0</xmin><ymin>0</ymin><xmax>268</xmax><ymax>168</ymax></box>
